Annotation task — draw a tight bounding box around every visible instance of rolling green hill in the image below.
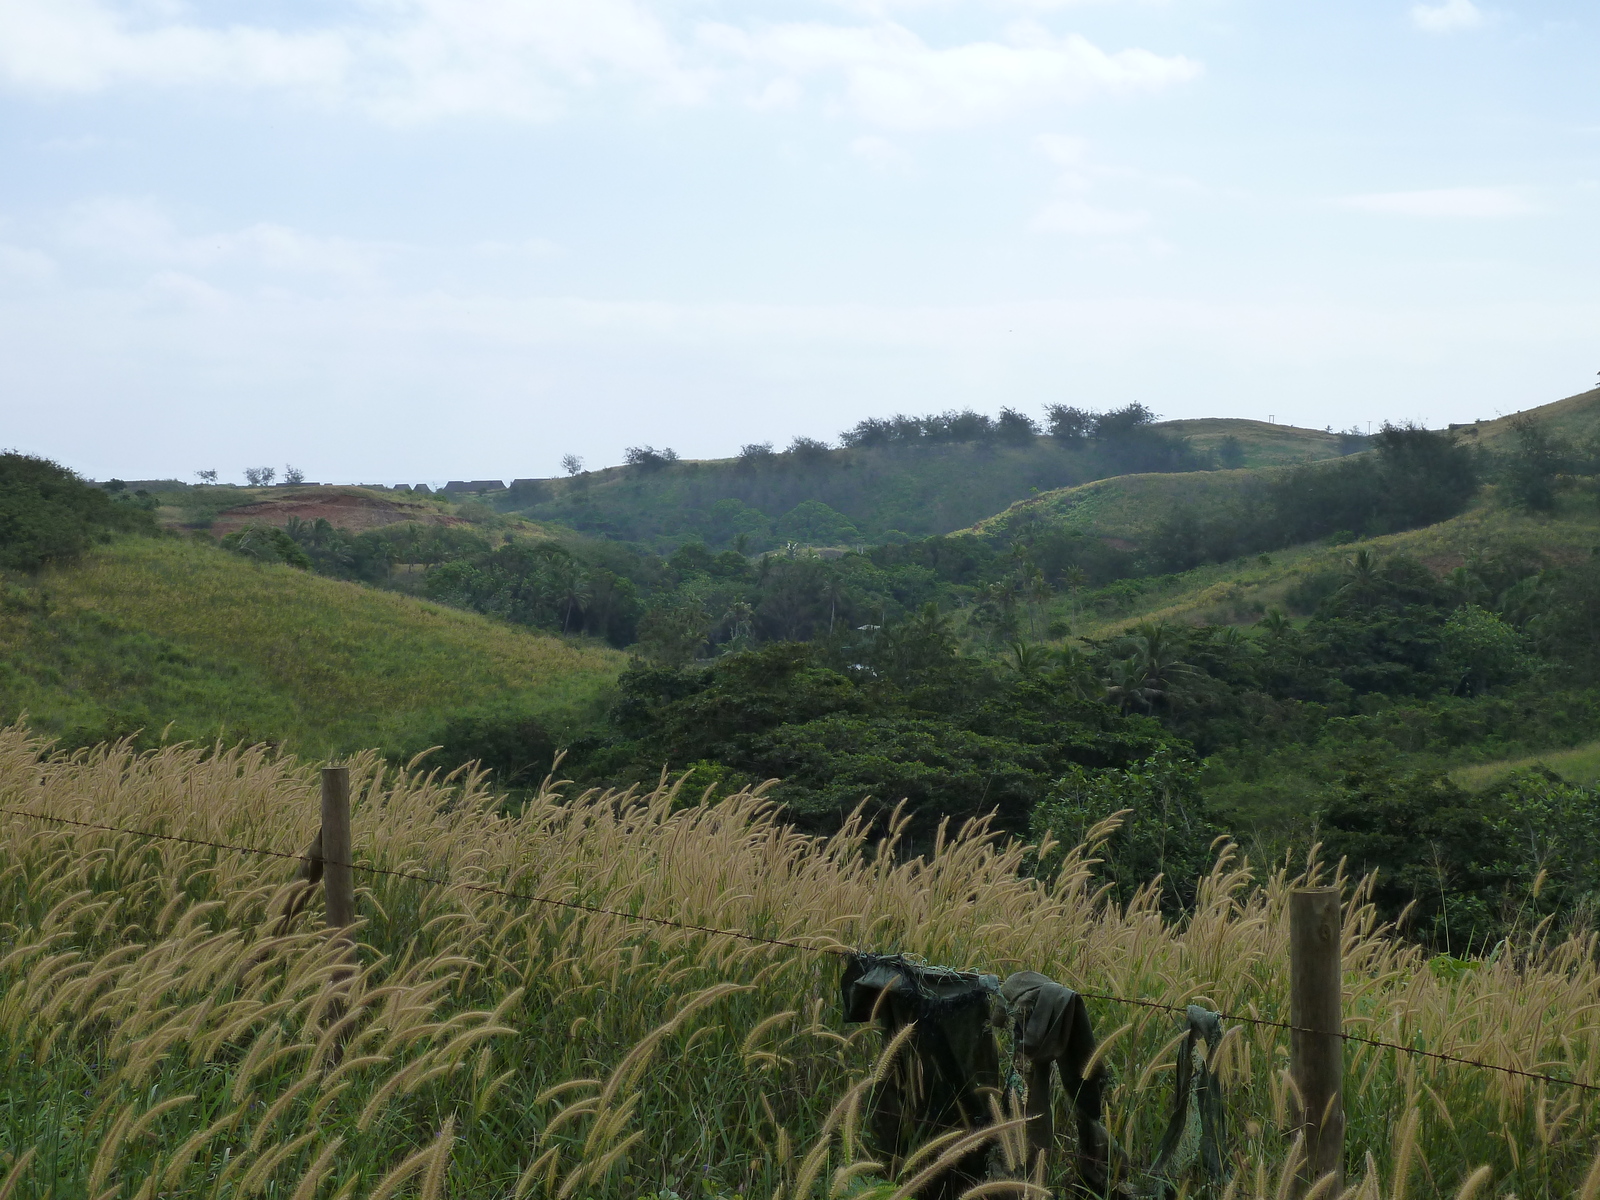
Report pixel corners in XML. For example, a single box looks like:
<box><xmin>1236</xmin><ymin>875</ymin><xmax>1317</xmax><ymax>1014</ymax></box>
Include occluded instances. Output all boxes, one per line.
<box><xmin>497</xmin><ymin>418</ymin><xmax>1353</xmax><ymax>552</ymax></box>
<box><xmin>1057</xmin><ymin>487</ymin><xmax>1600</xmax><ymax>641</ymax></box>
<box><xmin>1157</xmin><ymin>417</ymin><xmax>1347</xmax><ymax>464</ymax></box>
<box><xmin>969</xmin><ymin>468</ymin><xmax>1263</xmax><ymax>545</ymax></box>
<box><xmin>1455</xmin><ymin>385</ymin><xmax>1600</xmax><ymax>451</ymax></box>
<box><xmin>0</xmin><ymin>536</ymin><xmax>625</xmax><ymax>756</ymax></box>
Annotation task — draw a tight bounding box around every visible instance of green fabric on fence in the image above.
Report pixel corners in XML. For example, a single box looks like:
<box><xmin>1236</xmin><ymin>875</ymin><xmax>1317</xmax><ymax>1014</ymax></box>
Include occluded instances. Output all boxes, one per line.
<box><xmin>841</xmin><ymin>953</ymin><xmax>1002</xmax><ymax>1200</ymax></box>
<box><xmin>998</xmin><ymin>971</ymin><xmax>1111</xmax><ymax>1196</ymax></box>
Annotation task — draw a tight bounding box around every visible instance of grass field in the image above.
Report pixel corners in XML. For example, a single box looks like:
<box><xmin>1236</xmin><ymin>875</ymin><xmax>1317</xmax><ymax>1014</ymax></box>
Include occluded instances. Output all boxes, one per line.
<box><xmin>1450</xmin><ymin>739</ymin><xmax>1600</xmax><ymax>792</ymax></box>
<box><xmin>1158</xmin><ymin>417</ymin><xmax>1347</xmax><ymax>466</ymax></box>
<box><xmin>968</xmin><ymin>468</ymin><xmax>1265</xmax><ymax>544</ymax></box>
<box><xmin>2</xmin><ymin>726</ymin><xmax>1598</xmax><ymax>1199</ymax></box>
<box><xmin>0</xmin><ymin>537</ymin><xmax>625</xmax><ymax>757</ymax></box>
<box><xmin>1053</xmin><ymin>487</ymin><xmax>1600</xmax><ymax>641</ymax></box>
<box><xmin>1469</xmin><ymin>386</ymin><xmax>1600</xmax><ymax>453</ymax></box>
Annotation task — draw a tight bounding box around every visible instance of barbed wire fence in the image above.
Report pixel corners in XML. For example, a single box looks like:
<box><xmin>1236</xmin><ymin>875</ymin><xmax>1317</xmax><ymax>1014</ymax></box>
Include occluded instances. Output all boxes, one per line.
<box><xmin>3</xmin><ymin>798</ymin><xmax>1594</xmax><ymax>1100</ymax></box>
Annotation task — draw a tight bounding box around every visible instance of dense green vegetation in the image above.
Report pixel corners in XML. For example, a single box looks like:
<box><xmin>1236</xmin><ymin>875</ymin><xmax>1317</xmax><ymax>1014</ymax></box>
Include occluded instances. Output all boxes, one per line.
<box><xmin>496</xmin><ymin>404</ymin><xmax>1358</xmax><ymax>551</ymax></box>
<box><xmin>5</xmin><ymin>391</ymin><xmax>1599</xmax><ymax>951</ymax></box>
<box><xmin>0</xmin><ymin>453</ymin><xmax>155</xmax><ymax>570</ymax></box>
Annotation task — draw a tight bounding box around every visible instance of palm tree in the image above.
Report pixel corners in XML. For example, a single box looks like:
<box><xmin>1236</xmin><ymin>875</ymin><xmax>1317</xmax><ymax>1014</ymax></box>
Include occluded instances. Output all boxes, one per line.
<box><xmin>1062</xmin><ymin>566</ymin><xmax>1087</xmax><ymax>631</ymax></box>
<box><xmin>1105</xmin><ymin>622</ymin><xmax>1197</xmax><ymax>712</ymax></box>
<box><xmin>1006</xmin><ymin>639</ymin><xmax>1044</xmax><ymax>678</ymax></box>
<box><xmin>1023</xmin><ymin>567</ymin><xmax>1052</xmax><ymax>638</ymax></box>
<box><xmin>722</xmin><ymin>599</ymin><xmax>754</xmax><ymax>644</ymax></box>
<box><xmin>819</xmin><ymin>571</ymin><xmax>848</xmax><ymax>634</ymax></box>
<box><xmin>1258</xmin><ymin>607</ymin><xmax>1292</xmax><ymax>638</ymax></box>
<box><xmin>549</xmin><ymin>561</ymin><xmax>592</xmax><ymax>633</ymax></box>
<box><xmin>1336</xmin><ymin>548</ymin><xmax>1384</xmax><ymax>607</ymax></box>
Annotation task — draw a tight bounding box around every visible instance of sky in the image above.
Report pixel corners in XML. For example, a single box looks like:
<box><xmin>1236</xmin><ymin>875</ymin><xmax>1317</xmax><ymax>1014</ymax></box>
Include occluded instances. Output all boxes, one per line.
<box><xmin>1</xmin><ymin>0</ymin><xmax>1596</xmax><ymax>484</ymax></box>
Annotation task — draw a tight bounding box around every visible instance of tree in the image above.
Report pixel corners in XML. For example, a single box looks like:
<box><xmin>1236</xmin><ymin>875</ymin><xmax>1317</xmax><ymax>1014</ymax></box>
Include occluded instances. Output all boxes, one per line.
<box><xmin>819</xmin><ymin>571</ymin><xmax>847</xmax><ymax>634</ymax></box>
<box><xmin>1335</xmin><ymin>548</ymin><xmax>1384</xmax><ymax>608</ymax></box>
<box><xmin>244</xmin><ymin>466</ymin><xmax>276</xmax><ymax>487</ymax></box>
<box><xmin>996</xmin><ymin>407</ymin><xmax>1040</xmax><ymax>444</ymax></box>
<box><xmin>786</xmin><ymin>437</ymin><xmax>832</xmax><ymax>464</ymax></box>
<box><xmin>283</xmin><ymin>464</ymin><xmax>305</xmax><ymax>485</ymax></box>
<box><xmin>195</xmin><ymin>469</ymin><xmax>218</xmax><ymax>484</ymax></box>
<box><xmin>549</xmin><ymin>560</ymin><xmax>592</xmax><ymax>634</ymax></box>
<box><xmin>0</xmin><ymin>453</ymin><xmax>156</xmax><ymax>570</ymax></box>
<box><xmin>561</xmin><ymin>453</ymin><xmax>585</xmax><ymax>477</ymax></box>
<box><xmin>1504</xmin><ymin>416</ymin><xmax>1565</xmax><ymax>511</ymax></box>
<box><xmin>1044</xmin><ymin>404</ymin><xmax>1093</xmax><ymax>444</ymax></box>
<box><xmin>1216</xmin><ymin>435</ymin><xmax>1245</xmax><ymax>469</ymax></box>
<box><xmin>623</xmin><ymin>446</ymin><xmax>678</xmax><ymax>471</ymax></box>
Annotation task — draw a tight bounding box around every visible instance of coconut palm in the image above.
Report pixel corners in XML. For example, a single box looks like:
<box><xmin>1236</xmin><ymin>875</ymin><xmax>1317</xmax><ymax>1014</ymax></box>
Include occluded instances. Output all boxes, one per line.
<box><xmin>1336</xmin><ymin>548</ymin><xmax>1385</xmax><ymax>607</ymax></box>
<box><xmin>819</xmin><ymin>571</ymin><xmax>848</xmax><ymax>634</ymax></box>
<box><xmin>548</xmin><ymin>560</ymin><xmax>592</xmax><ymax>634</ymax></box>
<box><xmin>1258</xmin><ymin>607</ymin><xmax>1292</xmax><ymax>638</ymax></box>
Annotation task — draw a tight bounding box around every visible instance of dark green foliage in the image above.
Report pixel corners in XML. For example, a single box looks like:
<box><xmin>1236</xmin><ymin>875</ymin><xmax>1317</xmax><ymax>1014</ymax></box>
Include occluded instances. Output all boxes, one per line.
<box><xmin>221</xmin><ymin>524</ymin><xmax>313</xmax><ymax>569</ymax></box>
<box><xmin>1031</xmin><ymin>749</ymin><xmax>1225</xmax><ymax>909</ymax></box>
<box><xmin>507</xmin><ymin>405</ymin><xmax>1217</xmax><ymax>553</ymax></box>
<box><xmin>434</xmin><ymin>708</ymin><xmax>558</xmax><ymax>787</ymax></box>
<box><xmin>1143</xmin><ymin>425</ymin><xmax>1480</xmax><ymax>572</ymax></box>
<box><xmin>0</xmin><ymin>453</ymin><xmax>155</xmax><ymax>570</ymax></box>
<box><xmin>594</xmin><ymin>632</ymin><xmax>1175</xmax><ymax>837</ymax></box>
<box><xmin>1318</xmin><ymin>764</ymin><xmax>1600</xmax><ymax>950</ymax></box>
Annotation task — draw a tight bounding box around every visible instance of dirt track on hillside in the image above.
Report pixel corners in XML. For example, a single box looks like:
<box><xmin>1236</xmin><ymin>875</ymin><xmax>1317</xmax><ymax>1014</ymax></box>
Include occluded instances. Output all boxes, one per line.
<box><xmin>209</xmin><ymin>490</ymin><xmax>467</xmax><ymax>536</ymax></box>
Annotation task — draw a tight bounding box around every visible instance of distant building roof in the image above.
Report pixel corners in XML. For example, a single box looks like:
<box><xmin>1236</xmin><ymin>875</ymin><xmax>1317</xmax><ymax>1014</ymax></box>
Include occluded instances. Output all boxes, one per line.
<box><xmin>440</xmin><ymin>480</ymin><xmax>506</xmax><ymax>494</ymax></box>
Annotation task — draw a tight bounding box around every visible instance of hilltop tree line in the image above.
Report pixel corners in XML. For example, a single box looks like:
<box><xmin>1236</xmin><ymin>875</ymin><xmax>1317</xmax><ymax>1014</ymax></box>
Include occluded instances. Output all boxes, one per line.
<box><xmin>512</xmin><ymin>404</ymin><xmax>1369</xmax><ymax>551</ymax></box>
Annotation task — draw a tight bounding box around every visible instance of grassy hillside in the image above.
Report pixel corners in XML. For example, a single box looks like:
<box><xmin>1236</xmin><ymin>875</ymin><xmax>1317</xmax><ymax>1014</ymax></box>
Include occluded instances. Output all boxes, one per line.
<box><xmin>1462</xmin><ymin>385</ymin><xmax>1600</xmax><ymax>451</ymax></box>
<box><xmin>0</xmin><ymin>536</ymin><xmax>624</xmax><ymax>755</ymax></box>
<box><xmin>1159</xmin><ymin>416</ymin><xmax>1347</xmax><ymax>464</ymax></box>
<box><xmin>499</xmin><ymin>421</ymin><xmax>1353</xmax><ymax>552</ymax></box>
<box><xmin>969</xmin><ymin>467</ymin><xmax>1263</xmax><ymax>545</ymax></box>
<box><xmin>5</xmin><ymin>730</ymin><xmax>1598</xmax><ymax>1199</ymax></box>
<box><xmin>1060</xmin><ymin>487</ymin><xmax>1600</xmax><ymax>640</ymax></box>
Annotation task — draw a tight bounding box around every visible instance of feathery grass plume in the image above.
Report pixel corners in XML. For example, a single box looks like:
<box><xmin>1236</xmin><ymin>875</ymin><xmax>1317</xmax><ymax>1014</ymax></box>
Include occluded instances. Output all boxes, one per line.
<box><xmin>0</xmin><ymin>721</ymin><xmax>1599</xmax><ymax>1196</ymax></box>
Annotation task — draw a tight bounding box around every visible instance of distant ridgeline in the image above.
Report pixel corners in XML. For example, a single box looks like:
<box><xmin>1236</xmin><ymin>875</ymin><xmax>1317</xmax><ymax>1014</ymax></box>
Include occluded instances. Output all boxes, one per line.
<box><xmin>494</xmin><ymin>404</ymin><xmax>1364</xmax><ymax>552</ymax></box>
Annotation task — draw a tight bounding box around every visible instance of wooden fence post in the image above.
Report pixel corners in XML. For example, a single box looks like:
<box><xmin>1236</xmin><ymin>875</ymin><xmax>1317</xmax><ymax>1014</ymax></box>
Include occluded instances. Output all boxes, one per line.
<box><xmin>320</xmin><ymin>766</ymin><xmax>355</xmax><ymax>933</ymax></box>
<box><xmin>1291</xmin><ymin>887</ymin><xmax>1344</xmax><ymax>1195</ymax></box>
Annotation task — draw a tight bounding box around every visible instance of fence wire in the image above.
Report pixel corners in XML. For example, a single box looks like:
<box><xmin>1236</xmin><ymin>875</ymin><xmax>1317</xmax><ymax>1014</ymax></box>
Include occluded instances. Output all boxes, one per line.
<box><xmin>3</xmin><ymin>802</ymin><xmax>1596</xmax><ymax>1097</ymax></box>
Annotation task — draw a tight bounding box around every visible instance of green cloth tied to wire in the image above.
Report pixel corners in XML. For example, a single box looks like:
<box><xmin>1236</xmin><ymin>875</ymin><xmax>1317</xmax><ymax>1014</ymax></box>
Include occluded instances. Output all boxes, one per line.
<box><xmin>1131</xmin><ymin>1005</ymin><xmax>1228</xmax><ymax>1200</ymax></box>
<box><xmin>997</xmin><ymin>971</ymin><xmax>1111</xmax><ymax>1196</ymax></box>
<box><xmin>841</xmin><ymin>953</ymin><xmax>1003</xmax><ymax>1200</ymax></box>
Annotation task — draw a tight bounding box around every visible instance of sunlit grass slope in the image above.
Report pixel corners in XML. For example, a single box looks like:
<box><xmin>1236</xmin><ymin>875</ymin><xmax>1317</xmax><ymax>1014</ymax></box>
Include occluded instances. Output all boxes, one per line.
<box><xmin>2</xmin><ymin>727</ymin><xmax>1597</xmax><ymax>1199</ymax></box>
<box><xmin>0</xmin><ymin>536</ymin><xmax>624</xmax><ymax>755</ymax></box>
<box><xmin>1159</xmin><ymin>417</ymin><xmax>1346</xmax><ymax>465</ymax></box>
<box><xmin>1470</xmin><ymin>385</ymin><xmax>1600</xmax><ymax>452</ymax></box>
<box><xmin>1450</xmin><ymin>739</ymin><xmax>1600</xmax><ymax>792</ymax></box>
<box><xmin>969</xmin><ymin>468</ymin><xmax>1262</xmax><ymax>543</ymax></box>
<box><xmin>1064</xmin><ymin>488</ymin><xmax>1600</xmax><ymax>641</ymax></box>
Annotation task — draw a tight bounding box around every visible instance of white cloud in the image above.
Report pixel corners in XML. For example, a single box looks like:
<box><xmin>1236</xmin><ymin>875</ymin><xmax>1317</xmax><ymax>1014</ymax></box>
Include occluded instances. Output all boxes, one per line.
<box><xmin>60</xmin><ymin>197</ymin><xmax>390</xmax><ymax>281</ymax></box>
<box><xmin>849</xmin><ymin>133</ymin><xmax>914</xmax><ymax>172</ymax></box>
<box><xmin>1030</xmin><ymin>199</ymin><xmax>1147</xmax><ymax>234</ymax></box>
<box><xmin>1410</xmin><ymin>0</ymin><xmax>1484</xmax><ymax>34</ymax></box>
<box><xmin>1028</xmin><ymin>134</ymin><xmax>1150</xmax><ymax>236</ymax></box>
<box><xmin>0</xmin><ymin>243</ymin><xmax>55</xmax><ymax>284</ymax></box>
<box><xmin>0</xmin><ymin>2</ymin><xmax>1197</xmax><ymax>129</ymax></box>
<box><xmin>703</xmin><ymin>19</ymin><xmax>1199</xmax><ymax>129</ymax></box>
<box><xmin>1338</xmin><ymin>187</ymin><xmax>1540</xmax><ymax>217</ymax></box>
<box><xmin>0</xmin><ymin>0</ymin><xmax>704</xmax><ymax>121</ymax></box>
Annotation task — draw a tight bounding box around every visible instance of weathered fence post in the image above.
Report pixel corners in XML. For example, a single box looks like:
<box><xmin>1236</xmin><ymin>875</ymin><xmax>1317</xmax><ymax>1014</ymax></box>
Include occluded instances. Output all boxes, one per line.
<box><xmin>320</xmin><ymin>766</ymin><xmax>355</xmax><ymax>934</ymax></box>
<box><xmin>1290</xmin><ymin>887</ymin><xmax>1344</xmax><ymax>1195</ymax></box>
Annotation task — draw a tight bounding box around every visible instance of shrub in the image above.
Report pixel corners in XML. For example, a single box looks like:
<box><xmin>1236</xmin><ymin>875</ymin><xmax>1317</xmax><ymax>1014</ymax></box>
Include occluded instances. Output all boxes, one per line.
<box><xmin>0</xmin><ymin>452</ymin><xmax>155</xmax><ymax>571</ymax></box>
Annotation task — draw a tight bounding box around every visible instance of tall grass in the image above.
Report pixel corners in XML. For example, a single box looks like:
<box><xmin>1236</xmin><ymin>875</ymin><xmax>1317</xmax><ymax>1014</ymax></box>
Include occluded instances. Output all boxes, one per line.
<box><xmin>1</xmin><ymin>723</ymin><xmax>1597</xmax><ymax>1198</ymax></box>
<box><xmin>0</xmin><ymin>537</ymin><xmax>624</xmax><ymax>755</ymax></box>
